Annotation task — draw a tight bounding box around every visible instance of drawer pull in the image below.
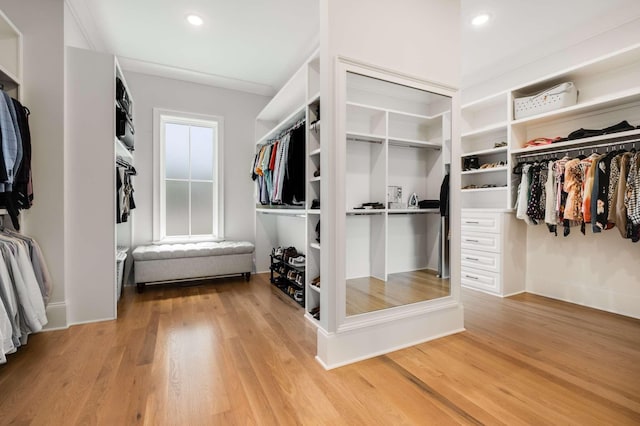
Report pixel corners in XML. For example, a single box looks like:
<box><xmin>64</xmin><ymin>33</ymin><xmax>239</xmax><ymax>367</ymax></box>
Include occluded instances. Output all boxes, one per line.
<box><xmin>465</xmin><ymin>239</ymin><xmax>479</xmax><ymax>243</ymax></box>
<box><xmin>465</xmin><ymin>257</ymin><xmax>479</xmax><ymax>261</ymax></box>
<box><xmin>465</xmin><ymin>220</ymin><xmax>480</xmax><ymax>224</ymax></box>
<box><xmin>465</xmin><ymin>274</ymin><xmax>479</xmax><ymax>280</ymax></box>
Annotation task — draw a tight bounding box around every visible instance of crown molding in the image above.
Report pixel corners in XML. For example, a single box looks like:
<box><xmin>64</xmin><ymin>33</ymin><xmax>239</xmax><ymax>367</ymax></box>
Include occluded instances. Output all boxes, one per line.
<box><xmin>64</xmin><ymin>0</ymin><xmax>105</xmax><ymax>51</ymax></box>
<box><xmin>117</xmin><ymin>56</ymin><xmax>275</xmax><ymax>97</ymax></box>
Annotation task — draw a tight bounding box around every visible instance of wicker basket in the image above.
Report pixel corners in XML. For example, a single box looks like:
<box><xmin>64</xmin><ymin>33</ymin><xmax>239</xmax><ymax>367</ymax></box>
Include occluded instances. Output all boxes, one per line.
<box><xmin>514</xmin><ymin>82</ymin><xmax>578</xmax><ymax>120</ymax></box>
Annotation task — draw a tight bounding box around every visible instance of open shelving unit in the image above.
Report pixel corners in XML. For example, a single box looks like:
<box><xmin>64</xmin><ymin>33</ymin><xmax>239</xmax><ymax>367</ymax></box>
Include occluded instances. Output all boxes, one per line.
<box><xmin>458</xmin><ymin>43</ymin><xmax>640</xmax><ymax>298</ymax></box>
<box><xmin>253</xmin><ymin>50</ymin><xmax>322</xmax><ymax>325</ymax></box>
<box><xmin>343</xmin><ymin>70</ymin><xmax>448</xmax><ymax>291</ymax></box>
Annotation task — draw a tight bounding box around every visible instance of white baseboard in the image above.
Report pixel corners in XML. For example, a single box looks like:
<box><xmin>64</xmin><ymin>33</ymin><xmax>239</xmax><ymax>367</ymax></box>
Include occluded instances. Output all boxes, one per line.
<box><xmin>316</xmin><ymin>303</ymin><xmax>465</xmax><ymax>369</ymax></box>
<box><xmin>43</xmin><ymin>301</ymin><xmax>68</xmax><ymax>331</ymax></box>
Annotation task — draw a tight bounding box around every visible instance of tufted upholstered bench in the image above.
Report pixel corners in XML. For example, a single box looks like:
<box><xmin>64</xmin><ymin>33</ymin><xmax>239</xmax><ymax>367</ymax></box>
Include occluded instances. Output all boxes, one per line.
<box><xmin>132</xmin><ymin>241</ymin><xmax>255</xmax><ymax>292</ymax></box>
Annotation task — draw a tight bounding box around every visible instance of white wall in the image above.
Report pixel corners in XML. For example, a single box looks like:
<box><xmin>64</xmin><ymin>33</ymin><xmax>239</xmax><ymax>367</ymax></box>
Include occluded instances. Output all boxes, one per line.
<box><xmin>463</xmin><ymin>19</ymin><xmax>640</xmax><ymax>319</ymax></box>
<box><xmin>0</xmin><ymin>0</ymin><xmax>67</xmax><ymax>328</ymax></box>
<box><xmin>122</xmin><ymin>72</ymin><xmax>270</xmax><ymax>247</ymax></box>
<box><xmin>462</xmin><ymin>18</ymin><xmax>640</xmax><ymax>103</ymax></box>
<box><xmin>64</xmin><ymin>1</ymin><xmax>91</xmax><ymax>49</ymax></box>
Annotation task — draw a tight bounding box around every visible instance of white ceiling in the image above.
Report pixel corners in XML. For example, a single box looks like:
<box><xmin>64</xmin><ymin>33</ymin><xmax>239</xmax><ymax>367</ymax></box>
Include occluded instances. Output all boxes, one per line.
<box><xmin>67</xmin><ymin>0</ymin><xmax>640</xmax><ymax>96</ymax></box>
<box><xmin>67</xmin><ymin>0</ymin><xmax>319</xmax><ymax>96</ymax></box>
<box><xmin>461</xmin><ymin>0</ymin><xmax>640</xmax><ymax>88</ymax></box>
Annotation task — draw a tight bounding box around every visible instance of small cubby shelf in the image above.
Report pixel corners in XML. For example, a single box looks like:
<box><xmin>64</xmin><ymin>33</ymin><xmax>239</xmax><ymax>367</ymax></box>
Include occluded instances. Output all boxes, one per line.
<box><xmin>461</xmin><ymin>146</ymin><xmax>507</xmax><ymax>158</ymax></box>
<box><xmin>461</xmin><ymin>122</ymin><xmax>508</xmax><ymax>138</ymax></box>
<box><xmin>461</xmin><ymin>166</ymin><xmax>508</xmax><ymax>175</ymax></box>
<box><xmin>461</xmin><ymin>186</ymin><xmax>508</xmax><ymax>193</ymax></box>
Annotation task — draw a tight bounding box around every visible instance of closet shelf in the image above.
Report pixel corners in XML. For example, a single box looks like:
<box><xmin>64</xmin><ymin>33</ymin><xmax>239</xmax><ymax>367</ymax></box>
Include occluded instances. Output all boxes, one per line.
<box><xmin>510</xmin><ymin>89</ymin><xmax>640</xmax><ymax>127</ymax></box>
<box><xmin>310</xmin><ymin>242</ymin><xmax>321</xmax><ymax>250</ymax></box>
<box><xmin>461</xmin><ymin>166</ymin><xmax>508</xmax><ymax>175</ymax></box>
<box><xmin>461</xmin><ymin>187</ymin><xmax>508</xmax><ymax>193</ymax></box>
<box><xmin>256</xmin><ymin>207</ymin><xmax>306</xmax><ymax>216</ymax></box>
<box><xmin>0</xmin><ymin>64</ymin><xmax>20</xmax><ymax>88</ymax></box>
<box><xmin>307</xmin><ymin>209</ymin><xmax>321</xmax><ymax>215</ymax></box>
<box><xmin>308</xmin><ymin>91</ymin><xmax>320</xmax><ymax>104</ymax></box>
<box><xmin>510</xmin><ymin>128</ymin><xmax>640</xmax><ymax>156</ymax></box>
<box><xmin>346</xmin><ymin>209</ymin><xmax>385</xmax><ymax>215</ymax></box>
<box><xmin>308</xmin><ymin>283</ymin><xmax>321</xmax><ymax>293</ymax></box>
<box><xmin>461</xmin><ymin>146</ymin><xmax>507</xmax><ymax>158</ymax></box>
<box><xmin>346</xmin><ymin>131</ymin><xmax>385</xmax><ymax>144</ymax></box>
<box><xmin>310</xmin><ymin>176</ymin><xmax>321</xmax><ymax>182</ymax></box>
<box><xmin>461</xmin><ymin>122</ymin><xmax>508</xmax><ymax>138</ymax></box>
<box><xmin>256</xmin><ymin>103</ymin><xmax>306</xmax><ymax>145</ymax></box>
<box><xmin>256</xmin><ymin>64</ymin><xmax>306</xmax><ymax>123</ymax></box>
<box><xmin>347</xmin><ymin>101</ymin><xmax>437</xmax><ymax>120</ymax></box>
<box><xmin>388</xmin><ymin>137</ymin><xmax>441</xmax><ymax>150</ymax></box>
<box><xmin>309</xmin><ymin>148</ymin><xmax>321</xmax><ymax>156</ymax></box>
<box><xmin>388</xmin><ymin>208</ymin><xmax>439</xmax><ymax>214</ymax></box>
<box><xmin>461</xmin><ymin>91</ymin><xmax>509</xmax><ymax>113</ymax></box>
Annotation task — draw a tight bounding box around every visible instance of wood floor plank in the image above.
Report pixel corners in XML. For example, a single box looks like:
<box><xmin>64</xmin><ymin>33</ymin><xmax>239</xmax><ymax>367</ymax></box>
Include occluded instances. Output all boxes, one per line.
<box><xmin>0</xmin><ymin>273</ymin><xmax>638</xmax><ymax>425</ymax></box>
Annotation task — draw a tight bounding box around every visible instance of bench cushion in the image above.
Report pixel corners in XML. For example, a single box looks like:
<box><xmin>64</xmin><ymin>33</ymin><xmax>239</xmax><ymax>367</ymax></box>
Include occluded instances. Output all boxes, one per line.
<box><xmin>132</xmin><ymin>241</ymin><xmax>255</xmax><ymax>261</ymax></box>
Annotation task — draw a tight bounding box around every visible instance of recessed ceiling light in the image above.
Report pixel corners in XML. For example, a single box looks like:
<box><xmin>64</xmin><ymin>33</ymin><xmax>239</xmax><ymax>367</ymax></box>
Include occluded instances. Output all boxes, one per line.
<box><xmin>471</xmin><ymin>13</ymin><xmax>490</xmax><ymax>27</ymax></box>
<box><xmin>186</xmin><ymin>14</ymin><xmax>203</xmax><ymax>26</ymax></box>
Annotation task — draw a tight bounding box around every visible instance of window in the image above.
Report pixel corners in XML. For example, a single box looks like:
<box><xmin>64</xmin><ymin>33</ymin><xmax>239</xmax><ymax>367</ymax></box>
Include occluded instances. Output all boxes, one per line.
<box><xmin>153</xmin><ymin>109</ymin><xmax>224</xmax><ymax>242</ymax></box>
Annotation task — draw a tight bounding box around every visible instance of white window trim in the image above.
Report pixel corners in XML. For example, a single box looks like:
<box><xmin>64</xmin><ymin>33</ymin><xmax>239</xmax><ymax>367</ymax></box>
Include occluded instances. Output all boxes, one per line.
<box><xmin>152</xmin><ymin>108</ymin><xmax>225</xmax><ymax>243</ymax></box>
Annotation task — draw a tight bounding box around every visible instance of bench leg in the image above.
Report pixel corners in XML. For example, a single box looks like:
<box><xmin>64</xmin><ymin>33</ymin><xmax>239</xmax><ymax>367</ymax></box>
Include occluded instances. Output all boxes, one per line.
<box><xmin>136</xmin><ymin>283</ymin><xmax>146</xmax><ymax>293</ymax></box>
<box><xmin>244</xmin><ymin>272</ymin><xmax>251</xmax><ymax>282</ymax></box>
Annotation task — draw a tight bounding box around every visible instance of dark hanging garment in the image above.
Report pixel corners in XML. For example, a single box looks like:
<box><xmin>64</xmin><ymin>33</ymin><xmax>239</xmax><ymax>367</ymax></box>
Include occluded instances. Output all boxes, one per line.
<box><xmin>11</xmin><ymin>100</ymin><xmax>32</xmax><ymax>209</ymax></box>
<box><xmin>281</xmin><ymin>125</ymin><xmax>306</xmax><ymax>205</ymax></box>
<box><xmin>439</xmin><ymin>174</ymin><xmax>449</xmax><ymax>217</ymax></box>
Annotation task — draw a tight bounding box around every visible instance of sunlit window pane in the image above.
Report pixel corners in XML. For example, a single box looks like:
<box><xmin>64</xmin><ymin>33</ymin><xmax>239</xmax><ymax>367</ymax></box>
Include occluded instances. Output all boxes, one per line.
<box><xmin>191</xmin><ymin>182</ymin><xmax>213</xmax><ymax>235</ymax></box>
<box><xmin>165</xmin><ymin>123</ymin><xmax>189</xmax><ymax>180</ymax></box>
<box><xmin>165</xmin><ymin>180</ymin><xmax>190</xmax><ymax>236</ymax></box>
<box><xmin>190</xmin><ymin>126</ymin><xmax>214</xmax><ymax>181</ymax></box>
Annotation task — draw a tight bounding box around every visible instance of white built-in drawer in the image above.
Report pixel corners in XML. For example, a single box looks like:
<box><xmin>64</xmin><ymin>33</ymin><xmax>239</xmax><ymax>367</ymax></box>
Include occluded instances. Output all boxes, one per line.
<box><xmin>461</xmin><ymin>211</ymin><xmax>501</xmax><ymax>234</ymax></box>
<box><xmin>461</xmin><ymin>249</ymin><xmax>500</xmax><ymax>273</ymax></box>
<box><xmin>460</xmin><ymin>231</ymin><xmax>501</xmax><ymax>253</ymax></box>
<box><xmin>461</xmin><ymin>267</ymin><xmax>501</xmax><ymax>294</ymax></box>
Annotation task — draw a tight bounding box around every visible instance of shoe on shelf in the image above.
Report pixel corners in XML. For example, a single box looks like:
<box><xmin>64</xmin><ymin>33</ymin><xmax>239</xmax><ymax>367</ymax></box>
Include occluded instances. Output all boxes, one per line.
<box><xmin>274</xmin><ymin>247</ymin><xmax>283</xmax><ymax>257</ymax></box>
<box><xmin>311</xmin><ymin>199</ymin><xmax>320</xmax><ymax>209</ymax></box>
<box><xmin>290</xmin><ymin>255</ymin><xmax>306</xmax><ymax>265</ymax></box>
<box><xmin>294</xmin><ymin>290</ymin><xmax>303</xmax><ymax>302</ymax></box>
<box><xmin>494</xmin><ymin>141</ymin><xmax>507</xmax><ymax>148</ymax></box>
<box><xmin>283</xmin><ymin>247</ymin><xmax>298</xmax><ymax>262</ymax></box>
<box><xmin>313</xmin><ymin>169</ymin><xmax>320</xmax><ymax>177</ymax></box>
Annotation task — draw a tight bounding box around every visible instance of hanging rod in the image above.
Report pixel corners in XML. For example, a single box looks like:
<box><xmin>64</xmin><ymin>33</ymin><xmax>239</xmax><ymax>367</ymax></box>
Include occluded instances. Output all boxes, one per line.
<box><xmin>515</xmin><ymin>137</ymin><xmax>640</xmax><ymax>160</ymax></box>
<box><xmin>258</xmin><ymin>118</ymin><xmax>306</xmax><ymax>147</ymax></box>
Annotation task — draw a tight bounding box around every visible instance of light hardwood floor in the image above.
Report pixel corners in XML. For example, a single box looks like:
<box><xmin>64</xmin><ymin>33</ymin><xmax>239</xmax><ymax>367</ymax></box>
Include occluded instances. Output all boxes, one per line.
<box><xmin>346</xmin><ymin>269</ymin><xmax>450</xmax><ymax>315</ymax></box>
<box><xmin>0</xmin><ymin>273</ymin><xmax>638</xmax><ymax>425</ymax></box>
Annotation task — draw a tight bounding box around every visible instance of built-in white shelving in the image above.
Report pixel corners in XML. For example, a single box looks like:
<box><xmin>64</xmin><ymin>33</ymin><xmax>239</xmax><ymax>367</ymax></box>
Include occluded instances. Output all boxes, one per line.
<box><xmin>461</xmin><ymin>166</ymin><xmax>508</xmax><ymax>175</ymax></box>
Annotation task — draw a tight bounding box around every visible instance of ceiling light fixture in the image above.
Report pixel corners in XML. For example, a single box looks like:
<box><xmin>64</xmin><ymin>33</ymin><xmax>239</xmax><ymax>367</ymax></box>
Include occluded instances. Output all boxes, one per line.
<box><xmin>186</xmin><ymin>14</ymin><xmax>203</xmax><ymax>26</ymax></box>
<box><xmin>471</xmin><ymin>13</ymin><xmax>490</xmax><ymax>27</ymax></box>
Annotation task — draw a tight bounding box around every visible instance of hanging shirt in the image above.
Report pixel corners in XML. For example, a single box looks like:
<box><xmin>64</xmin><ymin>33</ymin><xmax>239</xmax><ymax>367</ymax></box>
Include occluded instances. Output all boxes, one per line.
<box><xmin>516</xmin><ymin>164</ymin><xmax>533</xmax><ymax>225</ymax></box>
<box><xmin>625</xmin><ymin>152</ymin><xmax>640</xmax><ymax>225</ymax></box>
<box><xmin>563</xmin><ymin>158</ymin><xmax>584</xmax><ymax>222</ymax></box>
<box><xmin>0</xmin><ymin>92</ymin><xmax>19</xmax><ymax>189</ymax></box>
<box><xmin>544</xmin><ymin>160</ymin><xmax>558</xmax><ymax>233</ymax></box>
